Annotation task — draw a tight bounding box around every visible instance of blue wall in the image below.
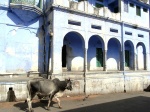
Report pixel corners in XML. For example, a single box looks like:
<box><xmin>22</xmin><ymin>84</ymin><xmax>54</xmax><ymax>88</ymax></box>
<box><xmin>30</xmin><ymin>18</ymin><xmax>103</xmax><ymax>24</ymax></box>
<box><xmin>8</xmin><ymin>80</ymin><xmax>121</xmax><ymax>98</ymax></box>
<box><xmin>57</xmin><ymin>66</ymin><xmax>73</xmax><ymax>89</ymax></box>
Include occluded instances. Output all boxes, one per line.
<box><xmin>0</xmin><ymin>0</ymin><xmax>44</xmax><ymax>73</ymax></box>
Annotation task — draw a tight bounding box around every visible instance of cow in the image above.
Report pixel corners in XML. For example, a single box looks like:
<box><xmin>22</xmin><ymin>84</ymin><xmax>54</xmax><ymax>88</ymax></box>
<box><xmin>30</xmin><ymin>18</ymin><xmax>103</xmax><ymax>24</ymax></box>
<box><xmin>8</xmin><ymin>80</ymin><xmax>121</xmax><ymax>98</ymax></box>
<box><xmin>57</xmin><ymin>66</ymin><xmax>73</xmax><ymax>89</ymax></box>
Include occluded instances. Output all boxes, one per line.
<box><xmin>26</xmin><ymin>78</ymin><xmax>72</xmax><ymax>112</ymax></box>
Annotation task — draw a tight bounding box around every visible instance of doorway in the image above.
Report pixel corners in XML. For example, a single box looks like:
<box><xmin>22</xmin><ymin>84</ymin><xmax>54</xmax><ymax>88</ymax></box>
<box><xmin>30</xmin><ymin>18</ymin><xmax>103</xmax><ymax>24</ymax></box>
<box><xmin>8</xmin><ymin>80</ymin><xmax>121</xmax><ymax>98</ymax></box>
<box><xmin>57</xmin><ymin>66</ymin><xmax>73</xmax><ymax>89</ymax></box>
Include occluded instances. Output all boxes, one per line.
<box><xmin>96</xmin><ymin>48</ymin><xmax>103</xmax><ymax>67</ymax></box>
<box><xmin>62</xmin><ymin>45</ymin><xmax>66</xmax><ymax>67</ymax></box>
<box><xmin>125</xmin><ymin>50</ymin><xmax>130</xmax><ymax>67</ymax></box>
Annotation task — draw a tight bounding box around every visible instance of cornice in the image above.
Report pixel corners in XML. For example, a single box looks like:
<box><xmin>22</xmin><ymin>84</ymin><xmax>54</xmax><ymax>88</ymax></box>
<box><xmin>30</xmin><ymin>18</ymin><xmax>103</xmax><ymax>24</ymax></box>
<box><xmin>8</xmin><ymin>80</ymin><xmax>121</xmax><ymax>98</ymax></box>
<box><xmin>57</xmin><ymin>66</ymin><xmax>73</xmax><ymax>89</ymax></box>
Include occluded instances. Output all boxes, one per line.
<box><xmin>51</xmin><ymin>4</ymin><xmax>150</xmax><ymax>32</ymax></box>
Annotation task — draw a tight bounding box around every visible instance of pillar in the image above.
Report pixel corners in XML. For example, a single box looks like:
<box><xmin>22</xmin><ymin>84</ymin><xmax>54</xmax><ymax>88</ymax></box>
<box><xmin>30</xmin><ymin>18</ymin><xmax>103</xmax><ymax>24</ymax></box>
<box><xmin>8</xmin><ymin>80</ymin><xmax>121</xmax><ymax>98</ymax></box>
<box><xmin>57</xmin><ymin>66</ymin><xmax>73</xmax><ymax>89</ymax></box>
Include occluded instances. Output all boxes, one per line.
<box><xmin>84</xmin><ymin>48</ymin><xmax>88</xmax><ymax>73</ymax></box>
<box><xmin>134</xmin><ymin>53</ymin><xmax>137</xmax><ymax>71</ymax></box>
<box><xmin>103</xmin><ymin>50</ymin><xmax>107</xmax><ymax>71</ymax></box>
<box><xmin>145</xmin><ymin>53</ymin><xmax>148</xmax><ymax>70</ymax></box>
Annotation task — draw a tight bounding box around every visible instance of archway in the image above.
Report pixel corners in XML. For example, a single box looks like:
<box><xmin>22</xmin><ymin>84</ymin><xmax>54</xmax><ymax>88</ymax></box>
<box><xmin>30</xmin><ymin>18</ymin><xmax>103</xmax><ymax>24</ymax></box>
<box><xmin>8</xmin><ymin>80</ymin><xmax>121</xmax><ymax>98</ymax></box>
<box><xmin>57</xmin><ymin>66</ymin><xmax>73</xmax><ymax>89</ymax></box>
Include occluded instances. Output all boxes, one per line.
<box><xmin>62</xmin><ymin>45</ymin><xmax>67</xmax><ymax>67</ymax></box>
<box><xmin>136</xmin><ymin>42</ymin><xmax>146</xmax><ymax>70</ymax></box>
<box><xmin>124</xmin><ymin>40</ymin><xmax>134</xmax><ymax>70</ymax></box>
<box><xmin>87</xmin><ymin>35</ymin><xmax>104</xmax><ymax>71</ymax></box>
<box><xmin>63</xmin><ymin>32</ymin><xmax>85</xmax><ymax>71</ymax></box>
<box><xmin>107</xmin><ymin>38</ymin><xmax>121</xmax><ymax>70</ymax></box>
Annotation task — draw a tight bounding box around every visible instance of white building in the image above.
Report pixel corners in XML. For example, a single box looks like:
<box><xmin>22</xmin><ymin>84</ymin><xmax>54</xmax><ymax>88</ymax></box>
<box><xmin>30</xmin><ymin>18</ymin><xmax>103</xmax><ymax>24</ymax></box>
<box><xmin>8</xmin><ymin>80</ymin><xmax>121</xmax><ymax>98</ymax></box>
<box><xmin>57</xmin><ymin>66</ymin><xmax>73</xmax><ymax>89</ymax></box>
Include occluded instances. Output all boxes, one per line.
<box><xmin>45</xmin><ymin>0</ymin><xmax>150</xmax><ymax>73</ymax></box>
<box><xmin>44</xmin><ymin>0</ymin><xmax>150</xmax><ymax>94</ymax></box>
<box><xmin>0</xmin><ymin>0</ymin><xmax>150</xmax><ymax>101</ymax></box>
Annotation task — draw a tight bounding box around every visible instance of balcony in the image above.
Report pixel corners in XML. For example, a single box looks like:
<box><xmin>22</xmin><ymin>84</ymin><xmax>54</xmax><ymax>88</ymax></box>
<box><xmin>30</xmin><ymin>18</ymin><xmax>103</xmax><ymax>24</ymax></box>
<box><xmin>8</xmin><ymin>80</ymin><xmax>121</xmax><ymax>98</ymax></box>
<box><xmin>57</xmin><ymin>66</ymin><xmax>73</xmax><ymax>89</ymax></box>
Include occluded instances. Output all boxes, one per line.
<box><xmin>9</xmin><ymin>0</ymin><xmax>43</xmax><ymax>22</ymax></box>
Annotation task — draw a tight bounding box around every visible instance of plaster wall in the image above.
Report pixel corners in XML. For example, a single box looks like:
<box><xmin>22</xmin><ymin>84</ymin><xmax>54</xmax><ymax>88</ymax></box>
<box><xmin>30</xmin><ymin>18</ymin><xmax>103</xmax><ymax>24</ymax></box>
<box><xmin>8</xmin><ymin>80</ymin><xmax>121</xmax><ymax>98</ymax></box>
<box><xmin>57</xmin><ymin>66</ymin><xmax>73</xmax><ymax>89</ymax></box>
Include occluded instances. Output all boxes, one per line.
<box><xmin>0</xmin><ymin>81</ymin><xmax>27</xmax><ymax>101</ymax></box>
<box><xmin>52</xmin><ymin>0</ymin><xmax>120</xmax><ymax>20</ymax></box>
<box><xmin>52</xmin><ymin>0</ymin><xmax>149</xmax><ymax>28</ymax></box>
<box><xmin>121</xmin><ymin>0</ymin><xmax>149</xmax><ymax>28</ymax></box>
<box><xmin>51</xmin><ymin>9</ymin><xmax>150</xmax><ymax>73</ymax></box>
<box><xmin>0</xmin><ymin>4</ymin><xmax>42</xmax><ymax>73</ymax></box>
<box><xmin>1</xmin><ymin>73</ymin><xmax>150</xmax><ymax>101</ymax></box>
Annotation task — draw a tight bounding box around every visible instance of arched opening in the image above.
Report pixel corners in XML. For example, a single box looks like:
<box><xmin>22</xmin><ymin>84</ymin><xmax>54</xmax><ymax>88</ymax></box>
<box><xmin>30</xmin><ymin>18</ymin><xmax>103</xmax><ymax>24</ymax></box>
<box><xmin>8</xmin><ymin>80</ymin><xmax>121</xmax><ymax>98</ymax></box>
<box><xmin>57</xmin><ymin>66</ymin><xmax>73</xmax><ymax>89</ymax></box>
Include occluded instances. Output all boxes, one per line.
<box><xmin>136</xmin><ymin>42</ymin><xmax>146</xmax><ymax>70</ymax></box>
<box><xmin>62</xmin><ymin>32</ymin><xmax>84</xmax><ymax>71</ymax></box>
<box><xmin>124</xmin><ymin>40</ymin><xmax>134</xmax><ymax>70</ymax></box>
<box><xmin>62</xmin><ymin>45</ymin><xmax>67</xmax><ymax>67</ymax></box>
<box><xmin>107</xmin><ymin>38</ymin><xmax>121</xmax><ymax>71</ymax></box>
<box><xmin>87</xmin><ymin>35</ymin><xmax>104</xmax><ymax>71</ymax></box>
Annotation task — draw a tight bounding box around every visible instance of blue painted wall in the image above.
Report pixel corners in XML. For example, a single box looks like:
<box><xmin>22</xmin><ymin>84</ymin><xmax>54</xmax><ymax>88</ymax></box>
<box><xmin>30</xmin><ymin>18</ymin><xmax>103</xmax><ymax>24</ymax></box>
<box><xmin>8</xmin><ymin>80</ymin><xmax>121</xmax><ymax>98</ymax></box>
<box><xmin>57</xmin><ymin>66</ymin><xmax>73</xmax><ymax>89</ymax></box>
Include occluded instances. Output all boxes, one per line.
<box><xmin>0</xmin><ymin>0</ymin><xmax>44</xmax><ymax>73</ymax></box>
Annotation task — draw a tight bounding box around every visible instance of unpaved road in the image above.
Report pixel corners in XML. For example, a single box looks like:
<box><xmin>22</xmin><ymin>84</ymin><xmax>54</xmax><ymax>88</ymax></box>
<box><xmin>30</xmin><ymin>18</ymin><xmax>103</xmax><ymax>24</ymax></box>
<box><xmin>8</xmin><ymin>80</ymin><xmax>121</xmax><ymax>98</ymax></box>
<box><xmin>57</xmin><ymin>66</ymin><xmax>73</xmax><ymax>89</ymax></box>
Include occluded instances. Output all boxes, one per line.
<box><xmin>0</xmin><ymin>92</ymin><xmax>150</xmax><ymax>112</ymax></box>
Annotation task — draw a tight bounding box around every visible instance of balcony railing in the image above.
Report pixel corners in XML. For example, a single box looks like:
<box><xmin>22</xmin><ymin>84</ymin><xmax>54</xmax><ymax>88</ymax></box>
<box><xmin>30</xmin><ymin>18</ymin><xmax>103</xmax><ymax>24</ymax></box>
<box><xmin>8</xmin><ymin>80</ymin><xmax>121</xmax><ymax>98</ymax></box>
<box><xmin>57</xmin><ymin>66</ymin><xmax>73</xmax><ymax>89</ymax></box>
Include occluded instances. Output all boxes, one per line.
<box><xmin>10</xmin><ymin>0</ymin><xmax>42</xmax><ymax>9</ymax></box>
<box><xmin>9</xmin><ymin>0</ymin><xmax>43</xmax><ymax>21</ymax></box>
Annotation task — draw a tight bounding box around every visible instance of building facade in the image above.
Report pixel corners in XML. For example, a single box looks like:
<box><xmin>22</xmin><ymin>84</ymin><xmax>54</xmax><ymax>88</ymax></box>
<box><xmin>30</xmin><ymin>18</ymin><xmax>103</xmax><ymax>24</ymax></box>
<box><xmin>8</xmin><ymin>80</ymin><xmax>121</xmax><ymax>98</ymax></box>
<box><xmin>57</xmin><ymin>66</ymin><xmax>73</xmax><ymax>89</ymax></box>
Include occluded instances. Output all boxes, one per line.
<box><xmin>0</xmin><ymin>0</ymin><xmax>150</xmax><ymax>101</ymax></box>
<box><xmin>0</xmin><ymin>0</ymin><xmax>44</xmax><ymax>74</ymax></box>
<box><xmin>45</xmin><ymin>0</ymin><xmax>150</xmax><ymax>74</ymax></box>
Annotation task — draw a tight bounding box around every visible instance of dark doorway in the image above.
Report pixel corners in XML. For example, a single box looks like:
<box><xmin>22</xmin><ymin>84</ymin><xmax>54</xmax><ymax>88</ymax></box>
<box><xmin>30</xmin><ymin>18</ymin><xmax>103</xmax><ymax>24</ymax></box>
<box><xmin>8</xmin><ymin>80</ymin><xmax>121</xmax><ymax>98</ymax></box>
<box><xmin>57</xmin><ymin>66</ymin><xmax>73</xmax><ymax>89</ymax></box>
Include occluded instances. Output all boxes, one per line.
<box><xmin>62</xmin><ymin>45</ymin><xmax>67</xmax><ymax>67</ymax></box>
<box><xmin>125</xmin><ymin>50</ymin><xmax>130</xmax><ymax>67</ymax></box>
<box><xmin>96</xmin><ymin>48</ymin><xmax>103</xmax><ymax>67</ymax></box>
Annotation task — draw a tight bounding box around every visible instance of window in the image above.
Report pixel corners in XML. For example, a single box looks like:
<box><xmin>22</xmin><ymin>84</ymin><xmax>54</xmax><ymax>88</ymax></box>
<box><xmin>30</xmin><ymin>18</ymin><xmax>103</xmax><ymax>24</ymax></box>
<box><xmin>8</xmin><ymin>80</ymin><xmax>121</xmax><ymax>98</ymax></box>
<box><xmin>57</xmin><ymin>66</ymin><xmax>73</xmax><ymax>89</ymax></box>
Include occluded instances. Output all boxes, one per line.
<box><xmin>91</xmin><ymin>25</ymin><xmax>101</xmax><ymax>30</ymax></box>
<box><xmin>108</xmin><ymin>1</ymin><xmax>119</xmax><ymax>13</ymax></box>
<box><xmin>129</xmin><ymin>3</ymin><xmax>134</xmax><ymax>7</ymax></box>
<box><xmin>95</xmin><ymin>0</ymin><xmax>104</xmax><ymax>8</ymax></box>
<box><xmin>68</xmin><ymin>20</ymin><xmax>81</xmax><ymax>26</ymax></box>
<box><xmin>138</xmin><ymin>34</ymin><xmax>144</xmax><ymax>38</ymax></box>
<box><xmin>136</xmin><ymin>6</ymin><xmax>141</xmax><ymax>16</ymax></box>
<box><xmin>110</xmin><ymin>28</ymin><xmax>118</xmax><ymax>33</ymax></box>
<box><xmin>143</xmin><ymin>8</ymin><xmax>148</xmax><ymax>12</ymax></box>
<box><xmin>97</xmin><ymin>0</ymin><xmax>103</xmax><ymax>2</ymax></box>
<box><xmin>114</xmin><ymin>7</ymin><xmax>119</xmax><ymax>13</ymax></box>
<box><xmin>125</xmin><ymin>31</ymin><xmax>132</xmax><ymax>35</ymax></box>
<box><xmin>124</xmin><ymin>0</ymin><xmax>128</xmax><ymax>12</ymax></box>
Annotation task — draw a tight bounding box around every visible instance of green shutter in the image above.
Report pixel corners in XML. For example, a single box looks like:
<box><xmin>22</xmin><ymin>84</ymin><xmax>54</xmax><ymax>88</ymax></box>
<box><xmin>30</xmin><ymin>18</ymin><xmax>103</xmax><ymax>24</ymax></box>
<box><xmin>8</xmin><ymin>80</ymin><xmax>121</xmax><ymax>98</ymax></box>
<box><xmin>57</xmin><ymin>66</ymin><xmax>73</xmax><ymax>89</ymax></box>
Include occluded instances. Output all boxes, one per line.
<box><xmin>125</xmin><ymin>50</ymin><xmax>130</xmax><ymax>67</ymax></box>
<box><xmin>136</xmin><ymin>6</ymin><xmax>141</xmax><ymax>16</ymax></box>
<box><xmin>96</xmin><ymin>48</ymin><xmax>103</xmax><ymax>67</ymax></box>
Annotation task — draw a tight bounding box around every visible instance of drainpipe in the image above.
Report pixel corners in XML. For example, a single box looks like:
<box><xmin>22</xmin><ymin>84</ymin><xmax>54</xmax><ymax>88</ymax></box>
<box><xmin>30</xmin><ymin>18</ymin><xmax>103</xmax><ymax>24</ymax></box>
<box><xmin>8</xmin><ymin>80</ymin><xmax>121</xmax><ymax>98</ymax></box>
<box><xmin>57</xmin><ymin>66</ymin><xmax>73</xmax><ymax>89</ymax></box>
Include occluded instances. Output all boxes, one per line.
<box><xmin>84</xmin><ymin>47</ymin><xmax>87</xmax><ymax>95</ymax></box>
<box><xmin>121</xmin><ymin>21</ymin><xmax>126</xmax><ymax>93</ymax></box>
<box><xmin>42</xmin><ymin>0</ymin><xmax>47</xmax><ymax>77</ymax></box>
<box><xmin>47</xmin><ymin>34</ymin><xmax>51</xmax><ymax>79</ymax></box>
<box><xmin>83</xmin><ymin>0</ymin><xmax>86</xmax><ymax>95</ymax></box>
<box><xmin>43</xmin><ymin>0</ymin><xmax>52</xmax><ymax>79</ymax></box>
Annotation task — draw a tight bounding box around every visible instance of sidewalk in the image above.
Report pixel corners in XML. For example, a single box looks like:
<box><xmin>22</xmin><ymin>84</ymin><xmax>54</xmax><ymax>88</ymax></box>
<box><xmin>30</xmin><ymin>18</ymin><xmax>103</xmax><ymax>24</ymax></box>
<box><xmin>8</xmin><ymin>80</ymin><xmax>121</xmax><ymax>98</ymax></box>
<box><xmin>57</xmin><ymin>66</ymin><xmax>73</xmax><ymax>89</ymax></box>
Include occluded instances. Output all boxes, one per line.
<box><xmin>0</xmin><ymin>91</ymin><xmax>150</xmax><ymax>112</ymax></box>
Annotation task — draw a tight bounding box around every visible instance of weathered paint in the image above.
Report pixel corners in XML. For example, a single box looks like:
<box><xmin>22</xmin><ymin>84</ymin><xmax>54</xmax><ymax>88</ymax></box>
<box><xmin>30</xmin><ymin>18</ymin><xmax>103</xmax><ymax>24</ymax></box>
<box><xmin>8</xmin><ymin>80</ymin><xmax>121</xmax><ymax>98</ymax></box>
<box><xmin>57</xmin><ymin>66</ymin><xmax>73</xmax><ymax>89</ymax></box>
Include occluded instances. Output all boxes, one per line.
<box><xmin>0</xmin><ymin>0</ymin><xmax>150</xmax><ymax>101</ymax></box>
<box><xmin>0</xmin><ymin>0</ymin><xmax>44</xmax><ymax>73</ymax></box>
<box><xmin>1</xmin><ymin>73</ymin><xmax>150</xmax><ymax>101</ymax></box>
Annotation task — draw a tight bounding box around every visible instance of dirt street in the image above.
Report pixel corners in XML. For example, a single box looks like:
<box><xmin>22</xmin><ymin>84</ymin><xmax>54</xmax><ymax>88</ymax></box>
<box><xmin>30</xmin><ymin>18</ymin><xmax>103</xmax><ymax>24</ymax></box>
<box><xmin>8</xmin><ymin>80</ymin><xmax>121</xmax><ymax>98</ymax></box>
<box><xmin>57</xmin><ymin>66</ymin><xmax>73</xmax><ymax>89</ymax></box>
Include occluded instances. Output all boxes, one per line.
<box><xmin>0</xmin><ymin>92</ymin><xmax>150</xmax><ymax>112</ymax></box>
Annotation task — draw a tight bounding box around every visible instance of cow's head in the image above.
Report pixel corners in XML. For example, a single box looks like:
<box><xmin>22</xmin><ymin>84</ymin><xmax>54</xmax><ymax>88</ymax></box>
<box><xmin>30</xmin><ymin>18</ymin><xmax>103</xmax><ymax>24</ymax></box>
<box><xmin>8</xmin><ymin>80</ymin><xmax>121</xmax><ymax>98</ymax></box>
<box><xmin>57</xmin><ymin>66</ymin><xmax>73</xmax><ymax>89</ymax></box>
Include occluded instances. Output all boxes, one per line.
<box><xmin>65</xmin><ymin>78</ymin><xmax>72</xmax><ymax>91</ymax></box>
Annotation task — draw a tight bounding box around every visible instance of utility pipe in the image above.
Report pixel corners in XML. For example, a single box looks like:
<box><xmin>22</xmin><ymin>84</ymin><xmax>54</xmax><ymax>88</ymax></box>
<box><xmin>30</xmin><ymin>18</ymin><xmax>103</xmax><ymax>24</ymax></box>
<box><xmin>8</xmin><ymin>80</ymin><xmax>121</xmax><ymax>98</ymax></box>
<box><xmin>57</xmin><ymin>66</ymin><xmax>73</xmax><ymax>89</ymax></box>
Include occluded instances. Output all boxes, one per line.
<box><xmin>121</xmin><ymin>21</ymin><xmax>126</xmax><ymax>93</ymax></box>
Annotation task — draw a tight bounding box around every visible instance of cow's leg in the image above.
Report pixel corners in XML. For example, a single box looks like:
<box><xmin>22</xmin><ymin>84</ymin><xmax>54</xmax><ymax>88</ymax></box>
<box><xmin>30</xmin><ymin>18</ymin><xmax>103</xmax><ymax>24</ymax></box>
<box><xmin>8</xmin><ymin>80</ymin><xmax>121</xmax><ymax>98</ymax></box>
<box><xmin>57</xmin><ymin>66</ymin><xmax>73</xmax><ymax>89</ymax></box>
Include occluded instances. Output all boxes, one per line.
<box><xmin>27</xmin><ymin>92</ymin><xmax>36</xmax><ymax>112</ymax></box>
<box><xmin>46</xmin><ymin>93</ymin><xmax>55</xmax><ymax>110</ymax></box>
<box><xmin>55</xmin><ymin>96</ymin><xmax>62</xmax><ymax>109</ymax></box>
<box><xmin>27</xmin><ymin>98</ymin><xmax>33</xmax><ymax>112</ymax></box>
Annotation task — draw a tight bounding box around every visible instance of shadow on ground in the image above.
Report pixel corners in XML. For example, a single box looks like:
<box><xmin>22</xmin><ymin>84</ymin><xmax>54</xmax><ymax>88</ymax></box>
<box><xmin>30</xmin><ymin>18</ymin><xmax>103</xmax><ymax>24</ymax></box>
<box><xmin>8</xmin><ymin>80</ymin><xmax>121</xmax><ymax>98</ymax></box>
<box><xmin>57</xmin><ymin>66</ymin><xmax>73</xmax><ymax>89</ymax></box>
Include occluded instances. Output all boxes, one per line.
<box><xmin>61</xmin><ymin>96</ymin><xmax>150</xmax><ymax>112</ymax></box>
<box><xmin>13</xmin><ymin>100</ymin><xmax>58</xmax><ymax>111</ymax></box>
<box><xmin>13</xmin><ymin>96</ymin><xmax>150</xmax><ymax>112</ymax></box>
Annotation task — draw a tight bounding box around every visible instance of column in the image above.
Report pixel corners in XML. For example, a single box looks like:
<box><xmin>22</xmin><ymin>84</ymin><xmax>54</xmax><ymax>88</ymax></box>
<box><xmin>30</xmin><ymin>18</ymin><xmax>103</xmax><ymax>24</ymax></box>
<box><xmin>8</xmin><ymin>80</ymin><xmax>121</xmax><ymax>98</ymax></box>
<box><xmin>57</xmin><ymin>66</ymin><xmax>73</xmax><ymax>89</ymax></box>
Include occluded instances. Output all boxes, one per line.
<box><xmin>121</xmin><ymin>50</ymin><xmax>125</xmax><ymax>71</ymax></box>
<box><xmin>145</xmin><ymin>53</ymin><xmax>148</xmax><ymax>70</ymax></box>
<box><xmin>134</xmin><ymin>53</ymin><xmax>137</xmax><ymax>71</ymax></box>
<box><xmin>84</xmin><ymin>48</ymin><xmax>88</xmax><ymax>73</ymax></box>
<box><xmin>103</xmin><ymin>50</ymin><xmax>107</xmax><ymax>71</ymax></box>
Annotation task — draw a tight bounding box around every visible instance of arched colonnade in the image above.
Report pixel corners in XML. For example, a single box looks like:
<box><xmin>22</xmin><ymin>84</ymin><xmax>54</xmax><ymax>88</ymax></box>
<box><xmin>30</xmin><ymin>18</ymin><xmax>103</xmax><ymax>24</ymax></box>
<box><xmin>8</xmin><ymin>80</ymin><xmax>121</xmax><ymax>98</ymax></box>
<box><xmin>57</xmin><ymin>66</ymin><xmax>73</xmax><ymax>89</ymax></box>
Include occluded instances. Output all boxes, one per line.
<box><xmin>61</xmin><ymin>31</ymin><xmax>147</xmax><ymax>72</ymax></box>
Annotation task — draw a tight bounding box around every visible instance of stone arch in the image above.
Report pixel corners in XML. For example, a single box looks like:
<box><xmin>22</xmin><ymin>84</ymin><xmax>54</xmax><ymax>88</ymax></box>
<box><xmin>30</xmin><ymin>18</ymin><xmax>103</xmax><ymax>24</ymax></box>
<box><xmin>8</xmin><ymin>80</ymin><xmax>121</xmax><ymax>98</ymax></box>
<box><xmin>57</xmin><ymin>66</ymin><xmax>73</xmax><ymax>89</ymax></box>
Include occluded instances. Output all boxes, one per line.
<box><xmin>87</xmin><ymin>35</ymin><xmax>105</xmax><ymax>71</ymax></box>
<box><xmin>124</xmin><ymin>40</ymin><xmax>134</xmax><ymax>70</ymax></box>
<box><xmin>62</xmin><ymin>31</ymin><xmax>85</xmax><ymax>71</ymax></box>
<box><xmin>136</xmin><ymin>42</ymin><xmax>146</xmax><ymax>70</ymax></box>
<box><xmin>107</xmin><ymin>38</ymin><xmax>121</xmax><ymax>71</ymax></box>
